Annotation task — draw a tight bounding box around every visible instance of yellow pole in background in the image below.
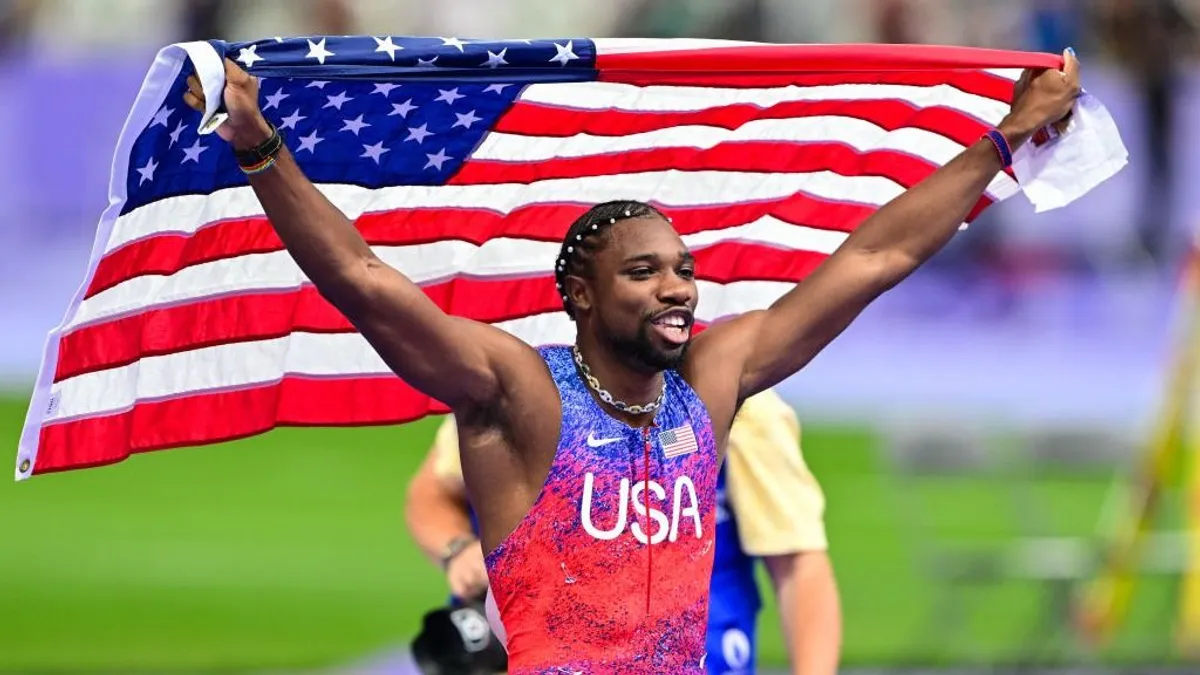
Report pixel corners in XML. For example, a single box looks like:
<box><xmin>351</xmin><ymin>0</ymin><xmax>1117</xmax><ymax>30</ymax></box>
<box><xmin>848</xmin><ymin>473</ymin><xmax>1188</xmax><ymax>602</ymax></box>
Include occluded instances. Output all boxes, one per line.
<box><xmin>1074</xmin><ymin>239</ymin><xmax>1200</xmax><ymax>649</ymax></box>
<box><xmin>1177</xmin><ymin>238</ymin><xmax>1200</xmax><ymax>655</ymax></box>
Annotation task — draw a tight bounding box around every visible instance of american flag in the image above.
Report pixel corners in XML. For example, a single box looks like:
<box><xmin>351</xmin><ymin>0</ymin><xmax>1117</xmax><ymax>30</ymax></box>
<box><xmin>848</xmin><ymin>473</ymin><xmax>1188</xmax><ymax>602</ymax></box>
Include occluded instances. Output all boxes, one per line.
<box><xmin>15</xmin><ymin>35</ymin><xmax>1074</xmax><ymax>480</ymax></box>
<box><xmin>659</xmin><ymin>424</ymin><xmax>699</xmax><ymax>459</ymax></box>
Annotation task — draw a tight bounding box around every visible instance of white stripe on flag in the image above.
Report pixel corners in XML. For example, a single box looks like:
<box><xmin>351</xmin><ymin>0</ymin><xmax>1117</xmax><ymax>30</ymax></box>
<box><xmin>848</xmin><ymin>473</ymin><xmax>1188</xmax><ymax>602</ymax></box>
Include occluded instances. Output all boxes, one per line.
<box><xmin>472</xmin><ymin>118</ymin><xmax>1011</xmax><ymax>178</ymax></box>
<box><xmin>594</xmin><ymin>38</ymin><xmax>767</xmax><ymax>54</ymax></box>
<box><xmin>517</xmin><ymin>80</ymin><xmax>1009</xmax><ymax>122</ymax></box>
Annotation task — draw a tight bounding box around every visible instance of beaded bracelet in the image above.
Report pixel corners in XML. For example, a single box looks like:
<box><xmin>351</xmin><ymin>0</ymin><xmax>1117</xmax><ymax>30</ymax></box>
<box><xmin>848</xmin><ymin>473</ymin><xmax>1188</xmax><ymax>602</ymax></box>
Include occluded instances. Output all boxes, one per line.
<box><xmin>240</xmin><ymin>154</ymin><xmax>278</xmax><ymax>175</ymax></box>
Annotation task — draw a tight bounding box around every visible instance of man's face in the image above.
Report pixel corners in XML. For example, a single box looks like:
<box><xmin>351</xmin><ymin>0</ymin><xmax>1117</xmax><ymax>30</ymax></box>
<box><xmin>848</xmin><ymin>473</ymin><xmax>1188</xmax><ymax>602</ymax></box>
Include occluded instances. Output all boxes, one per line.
<box><xmin>576</xmin><ymin>216</ymin><xmax>698</xmax><ymax>372</ymax></box>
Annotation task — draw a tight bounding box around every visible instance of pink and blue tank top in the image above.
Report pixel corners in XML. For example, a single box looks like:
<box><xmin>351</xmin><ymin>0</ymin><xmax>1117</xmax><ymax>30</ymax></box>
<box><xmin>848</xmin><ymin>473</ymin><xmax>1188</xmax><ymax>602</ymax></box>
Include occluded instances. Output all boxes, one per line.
<box><xmin>484</xmin><ymin>345</ymin><xmax>719</xmax><ymax>674</ymax></box>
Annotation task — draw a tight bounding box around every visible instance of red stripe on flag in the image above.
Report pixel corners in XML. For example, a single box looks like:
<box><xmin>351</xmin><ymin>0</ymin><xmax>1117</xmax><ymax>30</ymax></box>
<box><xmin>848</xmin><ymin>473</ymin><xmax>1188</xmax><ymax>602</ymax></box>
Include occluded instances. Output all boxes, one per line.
<box><xmin>595</xmin><ymin>70</ymin><xmax>1021</xmax><ymax>104</ymax></box>
<box><xmin>596</xmin><ymin>43</ymin><xmax>1058</xmax><ymax>78</ymax></box>
<box><xmin>494</xmin><ymin>98</ymin><xmax>994</xmax><ymax>142</ymax></box>
<box><xmin>61</xmin><ymin>243</ymin><xmax>828</xmax><ymax>382</ymax></box>
<box><xmin>90</xmin><ymin>223</ymin><xmax>286</xmax><ymax>298</ymax></box>
<box><xmin>450</xmin><ymin>143</ymin><xmax>992</xmax><ymax>190</ymax></box>
<box><xmin>59</xmin><ymin>277</ymin><xmax>558</xmax><ymax>382</ymax></box>
<box><xmin>34</xmin><ymin>376</ymin><xmax>453</xmax><ymax>475</ymax></box>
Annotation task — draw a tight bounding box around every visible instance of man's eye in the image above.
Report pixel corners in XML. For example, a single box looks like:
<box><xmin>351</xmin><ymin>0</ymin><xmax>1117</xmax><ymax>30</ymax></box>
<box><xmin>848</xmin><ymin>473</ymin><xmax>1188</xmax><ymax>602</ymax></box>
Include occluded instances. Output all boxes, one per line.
<box><xmin>678</xmin><ymin>267</ymin><xmax>695</xmax><ymax>279</ymax></box>
<box><xmin>628</xmin><ymin>268</ymin><xmax>653</xmax><ymax>278</ymax></box>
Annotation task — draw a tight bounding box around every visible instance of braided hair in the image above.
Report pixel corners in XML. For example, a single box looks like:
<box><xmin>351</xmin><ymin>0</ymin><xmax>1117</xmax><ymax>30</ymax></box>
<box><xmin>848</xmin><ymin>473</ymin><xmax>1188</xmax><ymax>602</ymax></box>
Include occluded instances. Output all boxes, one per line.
<box><xmin>554</xmin><ymin>200</ymin><xmax>670</xmax><ymax>320</ymax></box>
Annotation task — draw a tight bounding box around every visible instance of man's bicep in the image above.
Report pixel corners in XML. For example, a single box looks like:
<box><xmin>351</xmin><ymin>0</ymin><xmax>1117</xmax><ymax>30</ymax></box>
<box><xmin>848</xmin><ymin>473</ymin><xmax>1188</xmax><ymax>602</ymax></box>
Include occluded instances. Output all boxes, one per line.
<box><xmin>350</xmin><ymin>262</ymin><xmax>543</xmax><ymax>409</ymax></box>
<box><xmin>739</xmin><ymin>251</ymin><xmax>892</xmax><ymax>397</ymax></box>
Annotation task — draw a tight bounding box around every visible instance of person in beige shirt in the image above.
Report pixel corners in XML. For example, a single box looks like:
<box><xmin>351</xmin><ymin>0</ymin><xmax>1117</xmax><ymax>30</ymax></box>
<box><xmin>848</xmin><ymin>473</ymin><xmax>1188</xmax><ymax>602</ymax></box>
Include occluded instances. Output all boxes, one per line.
<box><xmin>405</xmin><ymin>388</ymin><xmax>841</xmax><ymax>675</ymax></box>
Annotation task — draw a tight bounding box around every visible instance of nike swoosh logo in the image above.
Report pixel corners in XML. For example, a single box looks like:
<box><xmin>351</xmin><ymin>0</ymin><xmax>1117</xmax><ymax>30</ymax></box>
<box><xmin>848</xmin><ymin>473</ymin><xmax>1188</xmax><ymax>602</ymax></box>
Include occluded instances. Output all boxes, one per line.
<box><xmin>586</xmin><ymin>432</ymin><xmax>622</xmax><ymax>448</ymax></box>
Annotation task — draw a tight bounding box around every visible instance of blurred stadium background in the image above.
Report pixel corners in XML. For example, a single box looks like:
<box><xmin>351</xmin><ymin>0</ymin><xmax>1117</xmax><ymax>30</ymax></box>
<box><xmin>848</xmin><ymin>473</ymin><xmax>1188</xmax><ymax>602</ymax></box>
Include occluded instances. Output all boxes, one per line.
<box><xmin>3</xmin><ymin>0</ymin><xmax>1200</xmax><ymax>673</ymax></box>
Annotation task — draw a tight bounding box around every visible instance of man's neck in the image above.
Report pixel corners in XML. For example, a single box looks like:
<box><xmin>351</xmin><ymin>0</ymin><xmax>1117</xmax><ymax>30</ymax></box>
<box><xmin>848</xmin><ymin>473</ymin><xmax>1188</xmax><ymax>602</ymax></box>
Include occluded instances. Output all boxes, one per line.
<box><xmin>573</xmin><ymin>340</ymin><xmax>664</xmax><ymax>422</ymax></box>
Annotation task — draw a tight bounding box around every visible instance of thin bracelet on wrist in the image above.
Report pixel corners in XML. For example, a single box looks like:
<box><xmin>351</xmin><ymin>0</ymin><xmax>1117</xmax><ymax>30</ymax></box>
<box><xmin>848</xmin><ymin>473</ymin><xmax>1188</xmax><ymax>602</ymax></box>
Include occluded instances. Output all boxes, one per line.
<box><xmin>982</xmin><ymin>128</ymin><xmax>1013</xmax><ymax>169</ymax></box>
<box><xmin>439</xmin><ymin>534</ymin><xmax>477</xmax><ymax>570</ymax></box>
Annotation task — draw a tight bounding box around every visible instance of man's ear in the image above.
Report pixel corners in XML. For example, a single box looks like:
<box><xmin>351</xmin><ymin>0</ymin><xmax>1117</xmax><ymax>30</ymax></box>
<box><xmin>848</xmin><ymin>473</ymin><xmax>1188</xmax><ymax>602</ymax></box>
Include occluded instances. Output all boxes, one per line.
<box><xmin>565</xmin><ymin>275</ymin><xmax>593</xmax><ymax>316</ymax></box>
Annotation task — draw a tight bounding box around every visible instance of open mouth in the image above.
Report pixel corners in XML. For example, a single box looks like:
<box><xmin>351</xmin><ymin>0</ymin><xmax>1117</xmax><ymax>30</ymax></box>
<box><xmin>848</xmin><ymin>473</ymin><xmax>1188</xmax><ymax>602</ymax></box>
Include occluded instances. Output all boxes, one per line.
<box><xmin>649</xmin><ymin>308</ymin><xmax>693</xmax><ymax>347</ymax></box>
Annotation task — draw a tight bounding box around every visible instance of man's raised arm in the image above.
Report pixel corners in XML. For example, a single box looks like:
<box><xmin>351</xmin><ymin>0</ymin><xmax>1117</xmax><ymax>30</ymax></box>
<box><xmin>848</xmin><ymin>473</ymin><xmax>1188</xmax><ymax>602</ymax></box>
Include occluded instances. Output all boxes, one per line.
<box><xmin>184</xmin><ymin>60</ymin><xmax>533</xmax><ymax>408</ymax></box>
<box><xmin>712</xmin><ymin>51</ymin><xmax>1083</xmax><ymax>399</ymax></box>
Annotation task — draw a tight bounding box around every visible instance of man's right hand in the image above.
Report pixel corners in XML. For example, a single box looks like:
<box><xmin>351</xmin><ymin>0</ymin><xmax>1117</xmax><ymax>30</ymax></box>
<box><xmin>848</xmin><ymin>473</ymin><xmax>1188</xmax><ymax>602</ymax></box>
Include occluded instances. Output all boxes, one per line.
<box><xmin>446</xmin><ymin>541</ymin><xmax>490</xmax><ymax>602</ymax></box>
<box><xmin>1000</xmin><ymin>48</ymin><xmax>1082</xmax><ymax>147</ymax></box>
<box><xmin>183</xmin><ymin>58</ymin><xmax>273</xmax><ymax>150</ymax></box>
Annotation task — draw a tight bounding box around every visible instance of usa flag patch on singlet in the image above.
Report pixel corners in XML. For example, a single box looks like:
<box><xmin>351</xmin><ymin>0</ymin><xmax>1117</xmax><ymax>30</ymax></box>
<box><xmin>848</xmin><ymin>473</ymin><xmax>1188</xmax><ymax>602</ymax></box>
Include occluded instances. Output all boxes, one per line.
<box><xmin>660</xmin><ymin>423</ymin><xmax>699</xmax><ymax>458</ymax></box>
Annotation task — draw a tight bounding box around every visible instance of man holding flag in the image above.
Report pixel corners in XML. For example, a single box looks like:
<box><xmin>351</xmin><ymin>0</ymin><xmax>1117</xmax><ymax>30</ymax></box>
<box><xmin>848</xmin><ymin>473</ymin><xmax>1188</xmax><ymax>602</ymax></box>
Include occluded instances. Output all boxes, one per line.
<box><xmin>174</xmin><ymin>44</ymin><xmax>1079</xmax><ymax>673</ymax></box>
<box><xmin>15</xmin><ymin>32</ymin><xmax>1109</xmax><ymax>674</ymax></box>
<box><xmin>405</xmin><ymin>388</ymin><xmax>841</xmax><ymax>674</ymax></box>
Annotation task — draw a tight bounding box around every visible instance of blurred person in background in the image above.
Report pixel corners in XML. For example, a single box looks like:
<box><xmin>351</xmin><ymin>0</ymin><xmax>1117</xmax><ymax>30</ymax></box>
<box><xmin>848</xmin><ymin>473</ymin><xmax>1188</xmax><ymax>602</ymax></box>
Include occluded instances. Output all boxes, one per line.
<box><xmin>867</xmin><ymin>0</ymin><xmax>1025</xmax><ymax>48</ymax></box>
<box><xmin>179</xmin><ymin>0</ymin><xmax>356</xmax><ymax>42</ymax></box>
<box><xmin>873</xmin><ymin>0</ymin><xmax>918</xmax><ymax>44</ymax></box>
<box><xmin>1096</xmin><ymin>0</ymin><xmax>1197</xmax><ymax>268</ymax></box>
<box><xmin>405</xmin><ymin>388</ymin><xmax>842</xmax><ymax>675</ymax></box>
<box><xmin>182</xmin><ymin>0</ymin><xmax>631</xmax><ymax>46</ymax></box>
<box><xmin>0</xmin><ymin>0</ymin><xmax>36</xmax><ymax>56</ymax></box>
<box><xmin>17</xmin><ymin>0</ymin><xmax>182</xmax><ymax>58</ymax></box>
<box><xmin>1026</xmin><ymin>0</ymin><xmax>1087</xmax><ymax>54</ymax></box>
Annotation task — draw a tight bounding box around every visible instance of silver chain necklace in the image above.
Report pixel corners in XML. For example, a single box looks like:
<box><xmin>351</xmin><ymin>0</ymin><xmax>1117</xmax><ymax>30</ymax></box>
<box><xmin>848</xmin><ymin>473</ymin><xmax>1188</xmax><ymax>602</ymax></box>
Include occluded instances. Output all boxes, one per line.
<box><xmin>572</xmin><ymin>345</ymin><xmax>664</xmax><ymax>416</ymax></box>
